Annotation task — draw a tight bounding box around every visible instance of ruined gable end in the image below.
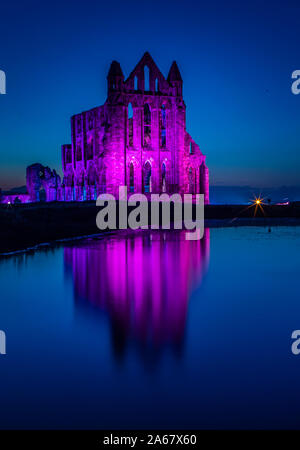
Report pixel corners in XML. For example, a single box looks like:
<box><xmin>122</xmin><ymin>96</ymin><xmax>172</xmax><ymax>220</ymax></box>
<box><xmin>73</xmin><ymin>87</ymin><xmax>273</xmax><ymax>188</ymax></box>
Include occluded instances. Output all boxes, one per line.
<box><xmin>61</xmin><ymin>52</ymin><xmax>209</xmax><ymax>203</ymax></box>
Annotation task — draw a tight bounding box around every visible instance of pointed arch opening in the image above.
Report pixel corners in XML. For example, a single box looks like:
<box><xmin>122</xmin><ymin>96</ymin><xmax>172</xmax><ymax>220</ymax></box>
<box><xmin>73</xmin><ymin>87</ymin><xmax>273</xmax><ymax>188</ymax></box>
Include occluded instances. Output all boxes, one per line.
<box><xmin>144</xmin><ymin>65</ymin><xmax>150</xmax><ymax>91</ymax></box>
<box><xmin>188</xmin><ymin>167</ymin><xmax>194</xmax><ymax>194</ymax></box>
<box><xmin>128</xmin><ymin>103</ymin><xmax>133</xmax><ymax>147</ymax></box>
<box><xmin>86</xmin><ymin>139</ymin><xmax>93</xmax><ymax>160</ymax></box>
<box><xmin>65</xmin><ymin>147</ymin><xmax>72</xmax><ymax>164</ymax></box>
<box><xmin>134</xmin><ymin>76</ymin><xmax>138</xmax><ymax>90</ymax></box>
<box><xmin>155</xmin><ymin>78</ymin><xmax>159</xmax><ymax>92</ymax></box>
<box><xmin>143</xmin><ymin>161</ymin><xmax>152</xmax><ymax>193</ymax></box>
<box><xmin>83</xmin><ymin>180</ymin><xmax>87</xmax><ymax>201</ymax></box>
<box><xmin>129</xmin><ymin>163</ymin><xmax>134</xmax><ymax>193</ymax></box>
<box><xmin>162</xmin><ymin>162</ymin><xmax>166</xmax><ymax>193</ymax></box>
<box><xmin>128</xmin><ymin>102</ymin><xmax>133</xmax><ymax>119</ymax></box>
<box><xmin>144</xmin><ymin>104</ymin><xmax>151</xmax><ymax>147</ymax></box>
<box><xmin>38</xmin><ymin>187</ymin><xmax>46</xmax><ymax>202</ymax></box>
<box><xmin>76</xmin><ymin>144</ymin><xmax>82</xmax><ymax>161</ymax></box>
<box><xmin>160</xmin><ymin>104</ymin><xmax>166</xmax><ymax>148</ymax></box>
<box><xmin>199</xmin><ymin>163</ymin><xmax>205</xmax><ymax>195</ymax></box>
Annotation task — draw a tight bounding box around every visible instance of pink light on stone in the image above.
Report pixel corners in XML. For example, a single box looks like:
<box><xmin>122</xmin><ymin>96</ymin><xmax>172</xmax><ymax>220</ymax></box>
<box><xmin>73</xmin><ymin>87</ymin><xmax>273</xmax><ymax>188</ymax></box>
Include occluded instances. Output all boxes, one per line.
<box><xmin>0</xmin><ymin>194</ymin><xmax>30</xmax><ymax>204</ymax></box>
<box><xmin>7</xmin><ymin>53</ymin><xmax>209</xmax><ymax>205</ymax></box>
<box><xmin>64</xmin><ymin>229</ymin><xmax>210</xmax><ymax>357</ymax></box>
<box><xmin>61</xmin><ymin>52</ymin><xmax>209</xmax><ymax>202</ymax></box>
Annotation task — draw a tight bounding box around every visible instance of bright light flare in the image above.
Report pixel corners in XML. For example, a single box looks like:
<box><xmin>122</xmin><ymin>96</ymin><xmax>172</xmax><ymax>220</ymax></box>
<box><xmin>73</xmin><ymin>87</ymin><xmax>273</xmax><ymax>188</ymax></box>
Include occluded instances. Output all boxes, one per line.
<box><xmin>251</xmin><ymin>195</ymin><xmax>266</xmax><ymax>216</ymax></box>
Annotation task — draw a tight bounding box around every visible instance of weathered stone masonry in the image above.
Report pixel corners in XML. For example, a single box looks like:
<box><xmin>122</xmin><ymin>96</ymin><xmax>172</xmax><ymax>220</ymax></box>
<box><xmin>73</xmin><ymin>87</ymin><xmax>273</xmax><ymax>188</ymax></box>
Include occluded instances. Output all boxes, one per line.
<box><xmin>61</xmin><ymin>52</ymin><xmax>209</xmax><ymax>203</ymax></box>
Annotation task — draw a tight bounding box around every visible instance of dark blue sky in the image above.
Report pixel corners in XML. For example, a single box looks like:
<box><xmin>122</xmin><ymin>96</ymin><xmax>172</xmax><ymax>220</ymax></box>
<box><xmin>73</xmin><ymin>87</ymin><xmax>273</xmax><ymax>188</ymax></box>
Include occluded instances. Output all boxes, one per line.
<box><xmin>0</xmin><ymin>0</ymin><xmax>299</xmax><ymax>189</ymax></box>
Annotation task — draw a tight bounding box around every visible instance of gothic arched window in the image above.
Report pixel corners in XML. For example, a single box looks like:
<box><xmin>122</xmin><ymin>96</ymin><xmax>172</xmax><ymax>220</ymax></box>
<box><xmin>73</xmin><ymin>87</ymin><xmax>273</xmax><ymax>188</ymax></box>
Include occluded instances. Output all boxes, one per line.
<box><xmin>76</xmin><ymin>144</ymin><xmax>82</xmax><ymax>161</ymax></box>
<box><xmin>144</xmin><ymin>65</ymin><xmax>150</xmax><ymax>91</ymax></box>
<box><xmin>188</xmin><ymin>167</ymin><xmax>194</xmax><ymax>194</ymax></box>
<box><xmin>155</xmin><ymin>78</ymin><xmax>159</xmax><ymax>92</ymax></box>
<box><xmin>162</xmin><ymin>163</ymin><xmax>166</xmax><ymax>192</ymax></box>
<box><xmin>199</xmin><ymin>163</ymin><xmax>205</xmax><ymax>194</ymax></box>
<box><xmin>72</xmin><ymin>178</ymin><xmax>75</xmax><ymax>201</ymax></box>
<box><xmin>83</xmin><ymin>181</ymin><xmax>87</xmax><ymax>201</ymax></box>
<box><xmin>88</xmin><ymin>114</ymin><xmax>93</xmax><ymax>130</ymax></box>
<box><xmin>129</xmin><ymin>163</ymin><xmax>134</xmax><ymax>193</ymax></box>
<box><xmin>128</xmin><ymin>103</ymin><xmax>133</xmax><ymax>146</ymax></box>
<box><xmin>161</xmin><ymin>105</ymin><xmax>166</xmax><ymax>148</ymax></box>
<box><xmin>143</xmin><ymin>161</ymin><xmax>152</xmax><ymax>193</ymax></box>
<box><xmin>134</xmin><ymin>76</ymin><xmax>138</xmax><ymax>90</ymax></box>
<box><xmin>66</xmin><ymin>148</ymin><xmax>72</xmax><ymax>164</ymax></box>
<box><xmin>86</xmin><ymin>139</ymin><xmax>93</xmax><ymax>160</ymax></box>
<box><xmin>128</xmin><ymin>102</ymin><xmax>133</xmax><ymax>119</ymax></box>
<box><xmin>144</xmin><ymin>104</ymin><xmax>151</xmax><ymax>147</ymax></box>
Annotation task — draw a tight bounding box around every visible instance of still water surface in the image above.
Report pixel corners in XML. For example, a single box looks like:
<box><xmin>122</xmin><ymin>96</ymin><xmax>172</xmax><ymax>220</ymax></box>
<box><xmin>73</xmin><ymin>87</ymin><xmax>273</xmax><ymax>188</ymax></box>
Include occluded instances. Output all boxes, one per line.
<box><xmin>0</xmin><ymin>227</ymin><xmax>300</xmax><ymax>429</ymax></box>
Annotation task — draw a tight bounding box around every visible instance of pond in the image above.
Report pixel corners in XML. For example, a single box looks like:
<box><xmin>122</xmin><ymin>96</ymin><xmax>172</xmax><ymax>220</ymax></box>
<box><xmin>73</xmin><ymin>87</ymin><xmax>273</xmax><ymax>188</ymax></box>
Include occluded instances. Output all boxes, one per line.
<box><xmin>0</xmin><ymin>226</ymin><xmax>299</xmax><ymax>429</ymax></box>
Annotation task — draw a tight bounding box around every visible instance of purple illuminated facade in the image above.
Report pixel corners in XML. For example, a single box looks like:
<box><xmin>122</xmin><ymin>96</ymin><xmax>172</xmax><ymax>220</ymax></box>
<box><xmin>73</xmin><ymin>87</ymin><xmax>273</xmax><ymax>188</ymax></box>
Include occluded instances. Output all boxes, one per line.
<box><xmin>61</xmin><ymin>52</ymin><xmax>209</xmax><ymax>202</ymax></box>
<box><xmin>0</xmin><ymin>163</ymin><xmax>62</xmax><ymax>204</ymax></box>
<box><xmin>64</xmin><ymin>230</ymin><xmax>210</xmax><ymax>358</ymax></box>
<box><xmin>0</xmin><ymin>193</ymin><xmax>30</xmax><ymax>204</ymax></box>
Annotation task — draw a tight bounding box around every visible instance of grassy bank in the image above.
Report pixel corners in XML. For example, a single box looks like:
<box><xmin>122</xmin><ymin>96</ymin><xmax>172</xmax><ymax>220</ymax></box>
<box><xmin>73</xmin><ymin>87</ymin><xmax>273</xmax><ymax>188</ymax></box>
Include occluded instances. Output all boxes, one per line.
<box><xmin>1</xmin><ymin>201</ymin><xmax>300</xmax><ymax>254</ymax></box>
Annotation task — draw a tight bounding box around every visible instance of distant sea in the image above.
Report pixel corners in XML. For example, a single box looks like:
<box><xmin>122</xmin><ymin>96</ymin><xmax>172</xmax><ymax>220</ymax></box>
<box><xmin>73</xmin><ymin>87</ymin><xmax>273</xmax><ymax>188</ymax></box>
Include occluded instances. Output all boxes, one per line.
<box><xmin>3</xmin><ymin>185</ymin><xmax>300</xmax><ymax>205</ymax></box>
<box><xmin>210</xmin><ymin>186</ymin><xmax>300</xmax><ymax>204</ymax></box>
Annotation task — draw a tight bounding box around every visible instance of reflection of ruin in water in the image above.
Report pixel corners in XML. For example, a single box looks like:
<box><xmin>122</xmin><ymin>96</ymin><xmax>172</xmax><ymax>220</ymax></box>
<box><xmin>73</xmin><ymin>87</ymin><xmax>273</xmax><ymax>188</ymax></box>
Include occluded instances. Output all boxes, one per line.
<box><xmin>64</xmin><ymin>229</ymin><xmax>210</xmax><ymax>364</ymax></box>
